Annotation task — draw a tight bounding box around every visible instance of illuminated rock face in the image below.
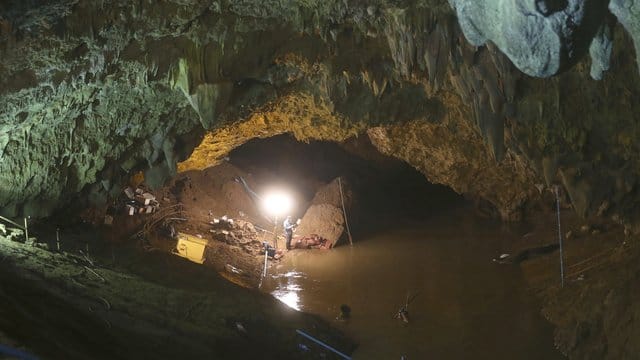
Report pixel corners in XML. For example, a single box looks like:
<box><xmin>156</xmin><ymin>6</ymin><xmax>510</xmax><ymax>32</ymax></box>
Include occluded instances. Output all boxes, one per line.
<box><xmin>609</xmin><ymin>0</ymin><xmax>640</xmax><ymax>73</ymax></box>
<box><xmin>448</xmin><ymin>0</ymin><xmax>638</xmax><ymax>80</ymax></box>
<box><xmin>448</xmin><ymin>0</ymin><xmax>611</xmax><ymax>78</ymax></box>
<box><xmin>0</xmin><ymin>0</ymin><xmax>639</xmax><ymax>228</ymax></box>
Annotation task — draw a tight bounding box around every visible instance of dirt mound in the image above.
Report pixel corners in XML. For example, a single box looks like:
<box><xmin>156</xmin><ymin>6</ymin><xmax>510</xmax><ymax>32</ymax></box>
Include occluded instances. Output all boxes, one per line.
<box><xmin>126</xmin><ymin>162</ymin><xmax>278</xmax><ymax>287</ymax></box>
<box><xmin>159</xmin><ymin>162</ymin><xmax>264</xmax><ymax>226</ymax></box>
<box><xmin>111</xmin><ymin>163</ymin><xmax>358</xmax><ymax>287</ymax></box>
<box><xmin>209</xmin><ymin>218</ymin><xmax>265</xmax><ymax>256</ymax></box>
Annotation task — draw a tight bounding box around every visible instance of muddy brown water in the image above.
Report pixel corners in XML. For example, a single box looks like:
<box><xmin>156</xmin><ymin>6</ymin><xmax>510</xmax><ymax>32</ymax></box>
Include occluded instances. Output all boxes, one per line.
<box><xmin>262</xmin><ymin>209</ymin><xmax>565</xmax><ymax>359</ymax></box>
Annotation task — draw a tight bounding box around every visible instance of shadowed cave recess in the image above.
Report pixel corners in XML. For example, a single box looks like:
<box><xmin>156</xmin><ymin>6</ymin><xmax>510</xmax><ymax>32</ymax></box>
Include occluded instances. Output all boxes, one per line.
<box><xmin>1</xmin><ymin>0</ymin><xmax>640</xmax><ymax>359</ymax></box>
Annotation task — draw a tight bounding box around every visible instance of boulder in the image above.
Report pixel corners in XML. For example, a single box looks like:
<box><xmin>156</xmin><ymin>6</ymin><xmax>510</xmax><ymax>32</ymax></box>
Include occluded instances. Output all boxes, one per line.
<box><xmin>311</xmin><ymin>177</ymin><xmax>353</xmax><ymax>209</ymax></box>
<box><xmin>296</xmin><ymin>203</ymin><xmax>345</xmax><ymax>246</ymax></box>
<box><xmin>295</xmin><ymin>177</ymin><xmax>354</xmax><ymax>246</ymax></box>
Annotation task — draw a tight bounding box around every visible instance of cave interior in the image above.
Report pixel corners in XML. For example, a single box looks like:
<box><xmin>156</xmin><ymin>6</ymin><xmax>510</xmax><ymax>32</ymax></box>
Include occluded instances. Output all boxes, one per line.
<box><xmin>2</xmin><ymin>0</ymin><xmax>640</xmax><ymax>359</ymax></box>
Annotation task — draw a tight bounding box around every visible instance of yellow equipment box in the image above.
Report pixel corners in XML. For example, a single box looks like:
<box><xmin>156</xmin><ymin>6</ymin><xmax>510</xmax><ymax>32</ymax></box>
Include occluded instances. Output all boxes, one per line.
<box><xmin>174</xmin><ymin>232</ymin><xmax>208</xmax><ymax>264</ymax></box>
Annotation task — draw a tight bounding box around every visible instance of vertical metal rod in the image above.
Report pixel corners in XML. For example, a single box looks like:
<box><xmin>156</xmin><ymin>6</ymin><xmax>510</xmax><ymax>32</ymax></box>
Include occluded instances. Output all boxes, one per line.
<box><xmin>23</xmin><ymin>218</ymin><xmax>28</xmax><ymax>243</ymax></box>
<box><xmin>56</xmin><ymin>228</ymin><xmax>60</xmax><ymax>251</ymax></box>
<box><xmin>259</xmin><ymin>235</ymin><xmax>269</xmax><ymax>289</ymax></box>
<box><xmin>263</xmin><ymin>245</ymin><xmax>269</xmax><ymax>277</ymax></box>
<box><xmin>555</xmin><ymin>186</ymin><xmax>565</xmax><ymax>288</ymax></box>
<box><xmin>273</xmin><ymin>216</ymin><xmax>279</xmax><ymax>249</ymax></box>
<box><xmin>338</xmin><ymin>177</ymin><xmax>353</xmax><ymax>246</ymax></box>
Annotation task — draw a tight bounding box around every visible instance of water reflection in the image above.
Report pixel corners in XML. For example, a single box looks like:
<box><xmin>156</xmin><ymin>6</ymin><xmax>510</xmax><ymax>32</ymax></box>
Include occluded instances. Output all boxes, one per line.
<box><xmin>270</xmin><ymin>271</ymin><xmax>304</xmax><ymax>311</ymax></box>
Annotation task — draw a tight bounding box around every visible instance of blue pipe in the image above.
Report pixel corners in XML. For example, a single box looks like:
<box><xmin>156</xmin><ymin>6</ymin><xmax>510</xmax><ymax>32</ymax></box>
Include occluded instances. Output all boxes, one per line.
<box><xmin>296</xmin><ymin>329</ymin><xmax>352</xmax><ymax>360</ymax></box>
<box><xmin>0</xmin><ymin>344</ymin><xmax>39</xmax><ymax>360</ymax></box>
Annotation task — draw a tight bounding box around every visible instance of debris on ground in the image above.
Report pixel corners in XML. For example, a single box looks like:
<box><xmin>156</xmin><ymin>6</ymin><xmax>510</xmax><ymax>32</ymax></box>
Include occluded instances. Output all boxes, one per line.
<box><xmin>225</xmin><ymin>264</ymin><xmax>244</xmax><ymax>275</ymax></box>
<box><xmin>123</xmin><ymin>186</ymin><xmax>160</xmax><ymax>216</ymax></box>
<box><xmin>1</xmin><ymin>228</ymin><xmax>24</xmax><ymax>243</ymax></box>
<box><xmin>142</xmin><ymin>164</ymin><xmax>355</xmax><ymax>288</ymax></box>
<box><xmin>208</xmin><ymin>216</ymin><xmax>266</xmax><ymax>256</ymax></box>
<box><xmin>166</xmin><ymin>213</ymin><xmax>276</xmax><ymax>286</ymax></box>
<box><xmin>133</xmin><ymin>204</ymin><xmax>185</xmax><ymax>243</ymax></box>
<box><xmin>394</xmin><ymin>292</ymin><xmax>419</xmax><ymax>324</ymax></box>
<box><xmin>291</xmin><ymin>234</ymin><xmax>333</xmax><ymax>250</ymax></box>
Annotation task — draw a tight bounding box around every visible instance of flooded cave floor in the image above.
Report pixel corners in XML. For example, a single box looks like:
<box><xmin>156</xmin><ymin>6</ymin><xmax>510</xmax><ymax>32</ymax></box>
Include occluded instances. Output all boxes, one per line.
<box><xmin>1</xmin><ymin>198</ymin><xmax>638</xmax><ymax>359</ymax></box>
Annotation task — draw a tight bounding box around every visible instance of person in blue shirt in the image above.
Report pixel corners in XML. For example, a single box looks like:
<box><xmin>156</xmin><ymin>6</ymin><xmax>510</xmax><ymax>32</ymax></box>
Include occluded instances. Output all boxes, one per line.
<box><xmin>283</xmin><ymin>215</ymin><xmax>298</xmax><ymax>250</ymax></box>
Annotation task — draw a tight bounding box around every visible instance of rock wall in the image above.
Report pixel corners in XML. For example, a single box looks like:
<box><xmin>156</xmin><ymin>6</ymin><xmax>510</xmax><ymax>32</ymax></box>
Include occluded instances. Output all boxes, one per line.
<box><xmin>1</xmin><ymin>0</ymin><xmax>639</xmax><ymax>230</ymax></box>
<box><xmin>540</xmin><ymin>240</ymin><xmax>640</xmax><ymax>360</ymax></box>
<box><xmin>448</xmin><ymin>0</ymin><xmax>611</xmax><ymax>78</ymax></box>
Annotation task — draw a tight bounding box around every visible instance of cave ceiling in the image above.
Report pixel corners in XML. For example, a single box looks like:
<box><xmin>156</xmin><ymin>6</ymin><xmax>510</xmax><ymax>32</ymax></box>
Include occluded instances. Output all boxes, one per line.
<box><xmin>0</xmin><ymin>0</ymin><xmax>639</xmax><ymax>229</ymax></box>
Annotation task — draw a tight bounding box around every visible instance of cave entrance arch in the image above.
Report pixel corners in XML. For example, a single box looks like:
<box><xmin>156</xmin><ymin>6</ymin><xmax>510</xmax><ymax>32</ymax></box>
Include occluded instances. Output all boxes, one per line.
<box><xmin>224</xmin><ymin>133</ymin><xmax>466</xmax><ymax>240</ymax></box>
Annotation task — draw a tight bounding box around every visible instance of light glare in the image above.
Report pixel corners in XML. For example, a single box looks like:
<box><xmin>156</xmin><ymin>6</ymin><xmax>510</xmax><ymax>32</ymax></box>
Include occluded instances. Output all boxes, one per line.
<box><xmin>262</xmin><ymin>190</ymin><xmax>293</xmax><ymax>217</ymax></box>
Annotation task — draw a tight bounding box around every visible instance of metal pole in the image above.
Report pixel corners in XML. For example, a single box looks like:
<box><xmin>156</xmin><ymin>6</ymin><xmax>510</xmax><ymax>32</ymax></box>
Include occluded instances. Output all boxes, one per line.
<box><xmin>56</xmin><ymin>228</ymin><xmax>60</xmax><ymax>251</ymax></box>
<box><xmin>259</xmin><ymin>234</ymin><xmax>269</xmax><ymax>289</ymax></box>
<box><xmin>262</xmin><ymin>244</ymin><xmax>269</xmax><ymax>277</ymax></box>
<box><xmin>555</xmin><ymin>186</ymin><xmax>565</xmax><ymax>288</ymax></box>
<box><xmin>337</xmin><ymin>177</ymin><xmax>353</xmax><ymax>246</ymax></box>
<box><xmin>273</xmin><ymin>216</ymin><xmax>279</xmax><ymax>249</ymax></box>
<box><xmin>296</xmin><ymin>329</ymin><xmax>352</xmax><ymax>360</ymax></box>
<box><xmin>23</xmin><ymin>217</ymin><xmax>28</xmax><ymax>243</ymax></box>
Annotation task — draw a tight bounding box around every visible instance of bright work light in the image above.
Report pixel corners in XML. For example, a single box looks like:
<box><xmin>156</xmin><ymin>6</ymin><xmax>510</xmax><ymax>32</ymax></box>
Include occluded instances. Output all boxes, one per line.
<box><xmin>262</xmin><ymin>190</ymin><xmax>293</xmax><ymax>218</ymax></box>
<box><xmin>261</xmin><ymin>189</ymin><xmax>295</xmax><ymax>251</ymax></box>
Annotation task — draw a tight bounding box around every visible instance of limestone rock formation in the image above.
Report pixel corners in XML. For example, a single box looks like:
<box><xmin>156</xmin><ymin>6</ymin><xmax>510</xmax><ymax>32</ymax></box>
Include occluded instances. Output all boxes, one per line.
<box><xmin>448</xmin><ymin>0</ymin><xmax>639</xmax><ymax>80</ymax></box>
<box><xmin>609</xmin><ymin>0</ymin><xmax>640</xmax><ymax>73</ymax></box>
<box><xmin>0</xmin><ymin>0</ymin><xmax>639</xmax><ymax>230</ymax></box>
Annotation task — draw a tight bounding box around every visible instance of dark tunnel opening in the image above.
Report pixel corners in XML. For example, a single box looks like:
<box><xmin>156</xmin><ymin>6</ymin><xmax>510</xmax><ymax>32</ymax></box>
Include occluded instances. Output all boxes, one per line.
<box><xmin>227</xmin><ymin>133</ymin><xmax>467</xmax><ymax>237</ymax></box>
